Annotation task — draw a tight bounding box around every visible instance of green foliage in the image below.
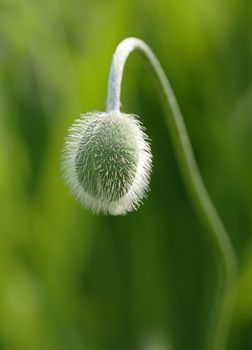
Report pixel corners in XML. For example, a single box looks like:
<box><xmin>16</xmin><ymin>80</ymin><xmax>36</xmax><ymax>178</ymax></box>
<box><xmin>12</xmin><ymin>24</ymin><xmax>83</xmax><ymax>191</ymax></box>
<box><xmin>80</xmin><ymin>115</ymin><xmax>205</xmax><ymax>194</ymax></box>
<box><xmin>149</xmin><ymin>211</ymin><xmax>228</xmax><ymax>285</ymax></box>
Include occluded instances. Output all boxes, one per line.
<box><xmin>0</xmin><ymin>0</ymin><xmax>252</xmax><ymax>349</ymax></box>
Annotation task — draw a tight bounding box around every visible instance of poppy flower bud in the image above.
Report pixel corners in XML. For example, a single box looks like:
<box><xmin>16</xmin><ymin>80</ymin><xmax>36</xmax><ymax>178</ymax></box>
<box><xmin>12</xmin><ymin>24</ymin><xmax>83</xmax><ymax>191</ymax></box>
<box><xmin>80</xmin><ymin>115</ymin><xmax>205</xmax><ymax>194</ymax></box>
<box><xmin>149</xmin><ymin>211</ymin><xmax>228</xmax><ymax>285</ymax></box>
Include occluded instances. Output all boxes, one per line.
<box><xmin>62</xmin><ymin>110</ymin><xmax>152</xmax><ymax>215</ymax></box>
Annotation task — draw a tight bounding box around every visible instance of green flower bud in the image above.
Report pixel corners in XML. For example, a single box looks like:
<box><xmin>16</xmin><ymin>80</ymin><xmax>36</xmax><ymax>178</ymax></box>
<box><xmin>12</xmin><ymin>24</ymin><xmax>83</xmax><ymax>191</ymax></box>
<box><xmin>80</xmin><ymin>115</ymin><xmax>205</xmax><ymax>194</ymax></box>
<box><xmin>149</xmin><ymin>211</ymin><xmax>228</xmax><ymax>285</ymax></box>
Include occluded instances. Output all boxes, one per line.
<box><xmin>62</xmin><ymin>111</ymin><xmax>152</xmax><ymax>215</ymax></box>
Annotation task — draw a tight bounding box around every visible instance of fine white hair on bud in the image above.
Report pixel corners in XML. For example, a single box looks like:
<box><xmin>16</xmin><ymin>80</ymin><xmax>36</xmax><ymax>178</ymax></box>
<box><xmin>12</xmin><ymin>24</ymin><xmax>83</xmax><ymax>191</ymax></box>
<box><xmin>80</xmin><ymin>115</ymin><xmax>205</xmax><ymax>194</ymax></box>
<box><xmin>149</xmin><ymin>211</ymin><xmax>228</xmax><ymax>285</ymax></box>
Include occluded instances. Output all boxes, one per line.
<box><xmin>62</xmin><ymin>110</ymin><xmax>152</xmax><ymax>215</ymax></box>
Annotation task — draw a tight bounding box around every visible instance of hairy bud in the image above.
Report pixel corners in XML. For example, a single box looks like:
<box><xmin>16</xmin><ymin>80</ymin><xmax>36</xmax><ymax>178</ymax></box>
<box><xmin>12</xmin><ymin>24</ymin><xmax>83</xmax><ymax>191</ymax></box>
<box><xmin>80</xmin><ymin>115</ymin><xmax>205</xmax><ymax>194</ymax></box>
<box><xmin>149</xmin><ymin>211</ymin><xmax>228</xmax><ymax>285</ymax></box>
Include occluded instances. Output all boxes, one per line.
<box><xmin>62</xmin><ymin>111</ymin><xmax>152</xmax><ymax>215</ymax></box>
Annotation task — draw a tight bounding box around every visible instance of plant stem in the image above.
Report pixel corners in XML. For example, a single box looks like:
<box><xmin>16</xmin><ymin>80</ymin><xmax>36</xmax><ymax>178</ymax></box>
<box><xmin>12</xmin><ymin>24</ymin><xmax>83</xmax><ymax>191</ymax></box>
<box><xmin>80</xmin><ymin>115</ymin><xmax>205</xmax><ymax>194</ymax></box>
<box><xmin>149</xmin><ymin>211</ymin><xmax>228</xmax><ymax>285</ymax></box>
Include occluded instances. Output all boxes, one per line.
<box><xmin>106</xmin><ymin>37</ymin><xmax>238</xmax><ymax>350</ymax></box>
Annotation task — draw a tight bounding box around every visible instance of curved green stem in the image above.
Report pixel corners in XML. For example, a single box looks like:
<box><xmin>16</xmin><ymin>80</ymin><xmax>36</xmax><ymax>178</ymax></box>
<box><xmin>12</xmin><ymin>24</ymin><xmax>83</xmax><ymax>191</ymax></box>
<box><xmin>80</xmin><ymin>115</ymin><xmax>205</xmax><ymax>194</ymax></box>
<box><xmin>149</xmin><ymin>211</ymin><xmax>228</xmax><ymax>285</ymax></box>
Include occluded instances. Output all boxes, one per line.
<box><xmin>106</xmin><ymin>37</ymin><xmax>238</xmax><ymax>350</ymax></box>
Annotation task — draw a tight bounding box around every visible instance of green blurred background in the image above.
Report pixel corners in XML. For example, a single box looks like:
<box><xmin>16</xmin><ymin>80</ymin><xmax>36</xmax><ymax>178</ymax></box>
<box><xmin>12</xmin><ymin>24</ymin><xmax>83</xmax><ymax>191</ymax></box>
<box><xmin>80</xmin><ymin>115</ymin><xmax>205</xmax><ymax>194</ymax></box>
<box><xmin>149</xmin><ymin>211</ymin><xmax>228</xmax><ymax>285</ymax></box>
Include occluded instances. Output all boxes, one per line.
<box><xmin>0</xmin><ymin>0</ymin><xmax>252</xmax><ymax>349</ymax></box>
